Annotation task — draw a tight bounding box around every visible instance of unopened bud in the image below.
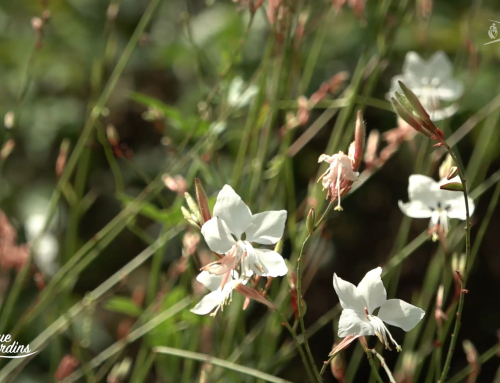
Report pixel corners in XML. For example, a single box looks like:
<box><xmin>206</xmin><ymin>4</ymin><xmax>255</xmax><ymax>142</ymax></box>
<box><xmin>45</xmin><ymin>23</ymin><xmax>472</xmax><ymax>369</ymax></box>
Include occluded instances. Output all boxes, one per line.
<box><xmin>195</xmin><ymin>178</ymin><xmax>211</xmax><ymax>223</ymax></box>
<box><xmin>447</xmin><ymin>166</ymin><xmax>458</xmax><ymax>180</ymax></box>
<box><xmin>184</xmin><ymin>192</ymin><xmax>202</xmax><ymax>226</ymax></box>
<box><xmin>56</xmin><ymin>139</ymin><xmax>70</xmax><ymax>178</ymax></box>
<box><xmin>297</xmin><ymin>96</ymin><xmax>310</xmax><ymax>126</ymax></box>
<box><xmin>4</xmin><ymin>111</ymin><xmax>14</xmax><ymax>129</ymax></box>
<box><xmin>439</xmin><ymin>154</ymin><xmax>454</xmax><ymax>180</ymax></box>
<box><xmin>306</xmin><ymin>208</ymin><xmax>315</xmax><ymax>234</ymax></box>
<box><xmin>107</xmin><ymin>3</ymin><xmax>120</xmax><ymax>22</ymax></box>
<box><xmin>181</xmin><ymin>206</ymin><xmax>199</xmax><ymax>227</ymax></box>
<box><xmin>31</xmin><ymin>17</ymin><xmax>43</xmax><ymax>31</ymax></box>
<box><xmin>163</xmin><ymin>174</ymin><xmax>187</xmax><ymax>195</ymax></box>
<box><xmin>183</xmin><ymin>232</ymin><xmax>200</xmax><ymax>255</ymax></box>
<box><xmin>106</xmin><ymin>124</ymin><xmax>119</xmax><ymax>146</ymax></box>
<box><xmin>54</xmin><ymin>355</ymin><xmax>79</xmax><ymax>381</ymax></box>
<box><xmin>364</xmin><ymin>129</ymin><xmax>379</xmax><ymax>168</ymax></box>
<box><xmin>352</xmin><ymin>110</ymin><xmax>365</xmax><ymax>171</ymax></box>
<box><xmin>132</xmin><ymin>285</ymin><xmax>145</xmax><ymax>307</ymax></box>
<box><xmin>0</xmin><ymin>139</ymin><xmax>15</xmax><ymax>160</ymax></box>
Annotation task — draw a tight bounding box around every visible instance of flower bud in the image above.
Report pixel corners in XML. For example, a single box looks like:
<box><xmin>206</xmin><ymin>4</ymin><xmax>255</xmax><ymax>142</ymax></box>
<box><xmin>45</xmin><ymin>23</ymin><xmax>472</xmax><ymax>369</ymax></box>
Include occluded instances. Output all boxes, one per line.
<box><xmin>107</xmin><ymin>358</ymin><xmax>132</xmax><ymax>383</ymax></box>
<box><xmin>0</xmin><ymin>139</ymin><xmax>15</xmax><ymax>160</ymax></box>
<box><xmin>462</xmin><ymin>340</ymin><xmax>479</xmax><ymax>381</ymax></box>
<box><xmin>447</xmin><ymin>166</ymin><xmax>458</xmax><ymax>180</ymax></box>
<box><xmin>352</xmin><ymin>110</ymin><xmax>365</xmax><ymax>171</ymax></box>
<box><xmin>56</xmin><ymin>139</ymin><xmax>70</xmax><ymax>178</ymax></box>
<box><xmin>330</xmin><ymin>353</ymin><xmax>344</xmax><ymax>381</ymax></box>
<box><xmin>4</xmin><ymin>111</ymin><xmax>14</xmax><ymax>129</ymax></box>
<box><xmin>302</xmin><ymin>208</ymin><xmax>314</xmax><ymax>236</ymax></box>
<box><xmin>195</xmin><ymin>178</ymin><xmax>211</xmax><ymax>223</ymax></box>
<box><xmin>439</xmin><ymin>154</ymin><xmax>454</xmax><ymax>180</ymax></box>
<box><xmin>106</xmin><ymin>124</ymin><xmax>119</xmax><ymax>147</ymax></box>
<box><xmin>54</xmin><ymin>355</ymin><xmax>79</xmax><ymax>381</ymax></box>
<box><xmin>184</xmin><ymin>192</ymin><xmax>203</xmax><ymax>227</ymax></box>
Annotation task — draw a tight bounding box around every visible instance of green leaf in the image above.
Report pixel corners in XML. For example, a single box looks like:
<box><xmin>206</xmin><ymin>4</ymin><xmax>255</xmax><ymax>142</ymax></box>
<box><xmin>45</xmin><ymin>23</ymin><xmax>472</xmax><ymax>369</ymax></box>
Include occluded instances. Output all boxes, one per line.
<box><xmin>117</xmin><ymin>193</ymin><xmax>183</xmax><ymax>225</ymax></box>
<box><xmin>104</xmin><ymin>297</ymin><xmax>143</xmax><ymax>317</ymax></box>
<box><xmin>440</xmin><ymin>182</ymin><xmax>464</xmax><ymax>192</ymax></box>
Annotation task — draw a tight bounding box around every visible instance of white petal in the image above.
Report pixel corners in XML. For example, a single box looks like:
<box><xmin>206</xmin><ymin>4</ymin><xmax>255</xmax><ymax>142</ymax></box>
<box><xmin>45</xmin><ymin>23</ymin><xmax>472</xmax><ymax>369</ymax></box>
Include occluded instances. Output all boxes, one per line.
<box><xmin>251</xmin><ymin>248</ymin><xmax>288</xmax><ymax>277</ymax></box>
<box><xmin>245</xmin><ymin>210</ymin><xmax>287</xmax><ymax>245</ymax></box>
<box><xmin>407</xmin><ymin>175</ymin><xmax>440</xmax><ymax>208</ymax></box>
<box><xmin>196</xmin><ymin>271</ymin><xmax>223</xmax><ymax>291</ymax></box>
<box><xmin>446</xmin><ymin>196</ymin><xmax>475</xmax><ymax>220</ymax></box>
<box><xmin>426</xmin><ymin>51</ymin><xmax>453</xmax><ymax>80</ymax></box>
<box><xmin>190</xmin><ymin>290</ymin><xmax>224</xmax><ymax>315</ymax></box>
<box><xmin>378</xmin><ymin>299</ymin><xmax>425</xmax><ymax>331</ymax></box>
<box><xmin>213</xmin><ymin>185</ymin><xmax>252</xmax><ymax>239</ymax></box>
<box><xmin>338</xmin><ymin>309</ymin><xmax>375</xmax><ymax>338</ymax></box>
<box><xmin>402</xmin><ymin>51</ymin><xmax>426</xmax><ymax>77</ymax></box>
<box><xmin>201</xmin><ymin>217</ymin><xmax>235</xmax><ymax>254</ymax></box>
<box><xmin>398</xmin><ymin>201</ymin><xmax>433</xmax><ymax>218</ymax></box>
<box><xmin>356</xmin><ymin>267</ymin><xmax>387</xmax><ymax>314</ymax></box>
<box><xmin>333</xmin><ymin>274</ymin><xmax>366</xmax><ymax>312</ymax></box>
<box><xmin>434</xmin><ymin>78</ymin><xmax>463</xmax><ymax>101</ymax></box>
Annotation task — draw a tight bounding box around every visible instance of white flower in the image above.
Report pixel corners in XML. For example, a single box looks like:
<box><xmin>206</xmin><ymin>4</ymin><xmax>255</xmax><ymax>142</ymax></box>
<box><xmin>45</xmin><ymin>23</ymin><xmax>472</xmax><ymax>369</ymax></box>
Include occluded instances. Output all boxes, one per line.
<box><xmin>389</xmin><ymin>51</ymin><xmax>463</xmax><ymax>121</ymax></box>
<box><xmin>25</xmin><ymin>214</ymin><xmax>59</xmax><ymax>276</ymax></box>
<box><xmin>227</xmin><ymin>77</ymin><xmax>258</xmax><ymax>109</ymax></box>
<box><xmin>333</xmin><ymin>267</ymin><xmax>425</xmax><ymax>351</ymax></box>
<box><xmin>398</xmin><ymin>175</ymin><xmax>475</xmax><ymax>239</ymax></box>
<box><xmin>317</xmin><ymin>149</ymin><xmax>359</xmax><ymax>211</ymax></box>
<box><xmin>191</xmin><ymin>270</ymin><xmax>248</xmax><ymax>316</ymax></box>
<box><xmin>200</xmin><ymin>185</ymin><xmax>288</xmax><ymax>278</ymax></box>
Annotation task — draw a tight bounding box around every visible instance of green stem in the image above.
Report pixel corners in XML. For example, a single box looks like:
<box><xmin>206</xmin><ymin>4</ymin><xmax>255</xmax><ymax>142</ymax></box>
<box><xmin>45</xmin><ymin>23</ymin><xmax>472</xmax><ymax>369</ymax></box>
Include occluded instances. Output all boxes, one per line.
<box><xmin>370</xmin><ymin>349</ymin><xmax>396</xmax><ymax>383</ymax></box>
<box><xmin>438</xmin><ymin>141</ymin><xmax>472</xmax><ymax>382</ymax></box>
<box><xmin>366</xmin><ymin>350</ymin><xmax>385</xmax><ymax>383</ymax></box>
<box><xmin>153</xmin><ymin>346</ymin><xmax>291</xmax><ymax>383</ymax></box>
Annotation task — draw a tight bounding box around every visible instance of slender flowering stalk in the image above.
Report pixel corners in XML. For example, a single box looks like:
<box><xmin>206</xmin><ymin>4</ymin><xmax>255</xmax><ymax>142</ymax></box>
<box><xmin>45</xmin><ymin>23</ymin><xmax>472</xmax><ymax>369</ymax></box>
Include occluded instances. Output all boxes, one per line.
<box><xmin>391</xmin><ymin>81</ymin><xmax>472</xmax><ymax>382</ymax></box>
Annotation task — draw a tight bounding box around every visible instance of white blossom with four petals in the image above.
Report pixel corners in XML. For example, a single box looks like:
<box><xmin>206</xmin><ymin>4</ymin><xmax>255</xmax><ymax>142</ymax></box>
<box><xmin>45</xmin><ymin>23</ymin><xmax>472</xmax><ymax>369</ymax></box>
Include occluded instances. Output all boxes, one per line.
<box><xmin>200</xmin><ymin>185</ymin><xmax>288</xmax><ymax>278</ymax></box>
<box><xmin>389</xmin><ymin>51</ymin><xmax>463</xmax><ymax>121</ymax></box>
<box><xmin>333</xmin><ymin>267</ymin><xmax>425</xmax><ymax>351</ymax></box>
<box><xmin>398</xmin><ymin>175</ymin><xmax>475</xmax><ymax>238</ymax></box>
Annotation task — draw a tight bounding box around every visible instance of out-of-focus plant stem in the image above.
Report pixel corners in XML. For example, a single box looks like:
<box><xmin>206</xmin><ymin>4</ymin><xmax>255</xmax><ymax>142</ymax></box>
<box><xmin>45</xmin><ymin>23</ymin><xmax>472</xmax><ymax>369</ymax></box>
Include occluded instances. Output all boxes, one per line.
<box><xmin>438</xmin><ymin>141</ymin><xmax>472</xmax><ymax>382</ymax></box>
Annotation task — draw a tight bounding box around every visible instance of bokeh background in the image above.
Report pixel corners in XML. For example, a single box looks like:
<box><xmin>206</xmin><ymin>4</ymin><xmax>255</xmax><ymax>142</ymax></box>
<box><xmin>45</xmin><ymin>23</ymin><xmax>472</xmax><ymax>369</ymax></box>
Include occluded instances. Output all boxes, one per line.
<box><xmin>1</xmin><ymin>0</ymin><xmax>500</xmax><ymax>382</ymax></box>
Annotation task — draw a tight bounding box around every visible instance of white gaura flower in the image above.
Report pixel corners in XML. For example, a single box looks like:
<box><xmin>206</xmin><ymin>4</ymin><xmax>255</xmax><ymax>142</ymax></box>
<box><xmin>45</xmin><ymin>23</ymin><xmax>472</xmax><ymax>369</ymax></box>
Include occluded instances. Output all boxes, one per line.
<box><xmin>389</xmin><ymin>51</ymin><xmax>463</xmax><ymax>121</ymax></box>
<box><xmin>227</xmin><ymin>77</ymin><xmax>258</xmax><ymax>109</ymax></box>
<box><xmin>191</xmin><ymin>270</ymin><xmax>274</xmax><ymax>316</ymax></box>
<box><xmin>398</xmin><ymin>175</ymin><xmax>475</xmax><ymax>240</ymax></box>
<box><xmin>333</xmin><ymin>267</ymin><xmax>425</xmax><ymax>351</ymax></box>
<box><xmin>200</xmin><ymin>185</ymin><xmax>288</xmax><ymax>278</ymax></box>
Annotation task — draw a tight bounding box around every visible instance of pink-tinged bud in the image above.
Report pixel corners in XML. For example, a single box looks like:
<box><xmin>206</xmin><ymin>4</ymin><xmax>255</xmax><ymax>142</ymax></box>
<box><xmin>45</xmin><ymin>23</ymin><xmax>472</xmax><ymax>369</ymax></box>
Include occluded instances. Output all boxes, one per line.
<box><xmin>54</xmin><ymin>355</ymin><xmax>79</xmax><ymax>381</ymax></box>
<box><xmin>107</xmin><ymin>2</ymin><xmax>120</xmax><ymax>22</ymax></box>
<box><xmin>309</xmin><ymin>83</ymin><xmax>330</xmax><ymax>106</ymax></box>
<box><xmin>435</xmin><ymin>285</ymin><xmax>447</xmax><ymax>326</ymax></box>
<box><xmin>330</xmin><ymin>353</ymin><xmax>344</xmax><ymax>381</ymax></box>
<box><xmin>107</xmin><ymin>358</ymin><xmax>132</xmax><ymax>383</ymax></box>
<box><xmin>306</xmin><ymin>208</ymin><xmax>315</xmax><ymax>234</ymax></box>
<box><xmin>328</xmin><ymin>71</ymin><xmax>349</xmax><ymax>94</ymax></box>
<box><xmin>234</xmin><ymin>284</ymin><xmax>276</xmax><ymax>310</ymax></box>
<box><xmin>417</xmin><ymin>0</ymin><xmax>433</xmax><ymax>21</ymax></box>
<box><xmin>56</xmin><ymin>139</ymin><xmax>70</xmax><ymax>178</ymax></box>
<box><xmin>132</xmin><ymin>285</ymin><xmax>145</xmax><ymax>308</ymax></box>
<box><xmin>267</xmin><ymin>0</ymin><xmax>281</xmax><ymax>25</ymax></box>
<box><xmin>447</xmin><ymin>166</ymin><xmax>458</xmax><ymax>180</ymax></box>
<box><xmin>4</xmin><ymin>111</ymin><xmax>14</xmax><ymax>129</ymax></box>
<box><xmin>163</xmin><ymin>174</ymin><xmax>187</xmax><ymax>195</ymax></box>
<box><xmin>106</xmin><ymin>124</ymin><xmax>119</xmax><ymax>147</ymax></box>
<box><xmin>364</xmin><ymin>129</ymin><xmax>379</xmax><ymax>169</ymax></box>
<box><xmin>31</xmin><ymin>17</ymin><xmax>43</xmax><ymax>31</ymax></box>
<box><xmin>195</xmin><ymin>178</ymin><xmax>211</xmax><ymax>223</ymax></box>
<box><xmin>439</xmin><ymin>154</ymin><xmax>454</xmax><ymax>180</ymax></box>
<box><xmin>42</xmin><ymin>10</ymin><xmax>51</xmax><ymax>23</ymax></box>
<box><xmin>183</xmin><ymin>232</ymin><xmax>200</xmax><ymax>255</ymax></box>
<box><xmin>0</xmin><ymin>139</ymin><xmax>15</xmax><ymax>160</ymax></box>
<box><xmin>329</xmin><ymin>335</ymin><xmax>359</xmax><ymax>356</ymax></box>
<box><xmin>332</xmin><ymin>0</ymin><xmax>347</xmax><ymax>12</ymax></box>
<box><xmin>348</xmin><ymin>0</ymin><xmax>366</xmax><ymax>21</ymax></box>
<box><xmin>462</xmin><ymin>340</ymin><xmax>480</xmax><ymax>382</ymax></box>
<box><xmin>117</xmin><ymin>319</ymin><xmax>133</xmax><ymax>340</ymax></box>
<box><xmin>352</xmin><ymin>110</ymin><xmax>365</xmax><ymax>171</ymax></box>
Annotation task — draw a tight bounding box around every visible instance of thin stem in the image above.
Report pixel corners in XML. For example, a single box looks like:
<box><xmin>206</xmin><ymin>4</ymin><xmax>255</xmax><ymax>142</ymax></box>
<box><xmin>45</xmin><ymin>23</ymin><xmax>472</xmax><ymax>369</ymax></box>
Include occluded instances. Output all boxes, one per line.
<box><xmin>370</xmin><ymin>349</ymin><xmax>396</xmax><ymax>383</ymax></box>
<box><xmin>295</xmin><ymin>201</ymin><xmax>336</xmax><ymax>382</ymax></box>
<box><xmin>153</xmin><ymin>346</ymin><xmax>291</xmax><ymax>383</ymax></box>
<box><xmin>366</xmin><ymin>350</ymin><xmax>385</xmax><ymax>383</ymax></box>
<box><xmin>274</xmin><ymin>307</ymin><xmax>316</xmax><ymax>383</ymax></box>
<box><xmin>439</xmin><ymin>141</ymin><xmax>472</xmax><ymax>382</ymax></box>
<box><xmin>446</xmin><ymin>343</ymin><xmax>500</xmax><ymax>383</ymax></box>
<box><xmin>319</xmin><ymin>354</ymin><xmax>335</xmax><ymax>377</ymax></box>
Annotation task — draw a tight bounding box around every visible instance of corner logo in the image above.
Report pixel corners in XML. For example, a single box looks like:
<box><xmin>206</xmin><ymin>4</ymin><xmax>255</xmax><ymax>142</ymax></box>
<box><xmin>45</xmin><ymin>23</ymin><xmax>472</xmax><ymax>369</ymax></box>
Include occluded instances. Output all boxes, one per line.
<box><xmin>485</xmin><ymin>20</ymin><xmax>500</xmax><ymax>45</ymax></box>
<box><xmin>0</xmin><ymin>335</ymin><xmax>38</xmax><ymax>358</ymax></box>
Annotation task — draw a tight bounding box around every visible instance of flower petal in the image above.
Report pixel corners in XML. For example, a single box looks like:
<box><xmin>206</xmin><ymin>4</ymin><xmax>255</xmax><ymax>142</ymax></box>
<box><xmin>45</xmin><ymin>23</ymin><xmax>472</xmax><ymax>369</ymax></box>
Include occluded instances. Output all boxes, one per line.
<box><xmin>402</xmin><ymin>51</ymin><xmax>426</xmax><ymax>78</ymax></box>
<box><xmin>201</xmin><ymin>217</ymin><xmax>235</xmax><ymax>254</ymax></box>
<box><xmin>190</xmin><ymin>290</ymin><xmax>224</xmax><ymax>315</ymax></box>
<box><xmin>333</xmin><ymin>274</ymin><xmax>366</xmax><ymax>312</ymax></box>
<box><xmin>195</xmin><ymin>271</ymin><xmax>224</xmax><ymax>291</ymax></box>
<box><xmin>251</xmin><ymin>247</ymin><xmax>288</xmax><ymax>277</ymax></box>
<box><xmin>245</xmin><ymin>210</ymin><xmax>287</xmax><ymax>245</ymax></box>
<box><xmin>398</xmin><ymin>201</ymin><xmax>433</xmax><ymax>218</ymax></box>
<box><xmin>377</xmin><ymin>299</ymin><xmax>425</xmax><ymax>331</ymax></box>
<box><xmin>356</xmin><ymin>267</ymin><xmax>387</xmax><ymax>314</ymax></box>
<box><xmin>338</xmin><ymin>309</ymin><xmax>374</xmax><ymax>338</ymax></box>
<box><xmin>213</xmin><ymin>185</ymin><xmax>252</xmax><ymax>239</ymax></box>
<box><xmin>407</xmin><ymin>175</ymin><xmax>440</xmax><ymax>208</ymax></box>
<box><xmin>426</xmin><ymin>51</ymin><xmax>453</xmax><ymax>81</ymax></box>
<box><xmin>434</xmin><ymin>78</ymin><xmax>463</xmax><ymax>101</ymax></box>
<box><xmin>446</xmin><ymin>196</ymin><xmax>475</xmax><ymax>220</ymax></box>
